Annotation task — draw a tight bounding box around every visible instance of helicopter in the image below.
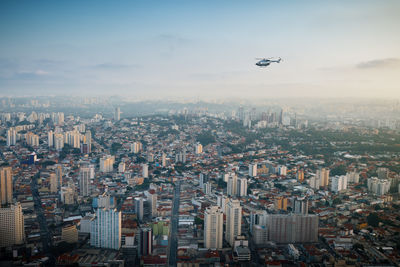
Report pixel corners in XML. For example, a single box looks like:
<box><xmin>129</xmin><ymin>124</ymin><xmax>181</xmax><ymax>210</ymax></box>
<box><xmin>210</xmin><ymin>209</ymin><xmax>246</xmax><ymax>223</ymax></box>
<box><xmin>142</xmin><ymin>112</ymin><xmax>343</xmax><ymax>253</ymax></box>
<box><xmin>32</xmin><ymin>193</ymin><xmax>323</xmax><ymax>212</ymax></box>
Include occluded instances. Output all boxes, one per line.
<box><xmin>255</xmin><ymin>57</ymin><xmax>282</xmax><ymax>67</ymax></box>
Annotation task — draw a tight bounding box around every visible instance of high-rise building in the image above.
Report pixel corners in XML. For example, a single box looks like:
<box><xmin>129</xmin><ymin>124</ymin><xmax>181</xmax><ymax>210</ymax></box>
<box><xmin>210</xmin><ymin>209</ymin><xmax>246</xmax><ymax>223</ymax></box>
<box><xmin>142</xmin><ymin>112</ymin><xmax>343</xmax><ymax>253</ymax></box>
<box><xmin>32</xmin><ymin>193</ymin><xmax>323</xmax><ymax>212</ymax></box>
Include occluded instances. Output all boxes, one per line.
<box><xmin>227</xmin><ymin>174</ymin><xmax>238</xmax><ymax>196</ymax></box>
<box><xmin>250</xmin><ymin>210</ymin><xmax>268</xmax><ymax>233</ymax></box>
<box><xmin>90</xmin><ymin>208</ymin><xmax>121</xmax><ymax>250</ymax></box>
<box><xmin>0</xmin><ymin>166</ymin><xmax>13</xmax><ymax>206</ymax></box>
<box><xmin>249</xmin><ymin>163</ymin><xmax>257</xmax><ymax>177</ymax></box>
<box><xmin>252</xmin><ymin>225</ymin><xmax>268</xmax><ymax>245</ymax></box>
<box><xmin>217</xmin><ymin>194</ymin><xmax>229</xmax><ymax>213</ymax></box>
<box><xmin>309</xmin><ymin>175</ymin><xmax>320</xmax><ymax>189</ymax></box>
<box><xmin>61</xmin><ymin>224</ymin><xmax>78</xmax><ymax>243</ymax></box>
<box><xmin>61</xmin><ymin>186</ymin><xmax>75</xmax><ymax>205</ymax></box>
<box><xmin>297</xmin><ymin>169</ymin><xmax>304</xmax><ymax>182</ymax></box>
<box><xmin>204</xmin><ymin>182</ymin><xmax>212</xmax><ymax>195</ymax></box>
<box><xmin>147</xmin><ymin>152</ymin><xmax>154</xmax><ymax>163</ymax></box>
<box><xmin>26</xmin><ymin>132</ymin><xmax>39</xmax><ymax>147</ymax></box>
<box><xmin>79</xmin><ymin>166</ymin><xmax>91</xmax><ymax>197</ymax></box>
<box><xmin>6</xmin><ymin>127</ymin><xmax>16</xmax><ymax>147</ymax></box>
<box><xmin>135</xmin><ymin>197</ymin><xmax>144</xmax><ymax>221</ymax></box>
<box><xmin>204</xmin><ymin>206</ymin><xmax>223</xmax><ymax>249</ymax></box>
<box><xmin>48</xmin><ymin>130</ymin><xmax>54</xmax><ymax>148</ymax></box>
<box><xmin>377</xmin><ymin>167</ymin><xmax>389</xmax><ymax>180</ymax></box>
<box><xmin>195</xmin><ymin>142</ymin><xmax>203</xmax><ymax>154</ymax></box>
<box><xmin>131</xmin><ymin>141</ymin><xmax>142</xmax><ymax>154</ymax></box>
<box><xmin>65</xmin><ymin>130</ymin><xmax>80</xmax><ymax>149</ymax></box>
<box><xmin>367</xmin><ymin>177</ymin><xmax>390</xmax><ymax>196</ymax></box>
<box><xmin>56</xmin><ymin>164</ymin><xmax>63</xmax><ymax>189</ymax></box>
<box><xmin>294</xmin><ymin>198</ymin><xmax>308</xmax><ymax>214</ymax></box>
<box><xmin>97</xmin><ymin>193</ymin><xmax>116</xmax><ymax>209</ymax></box>
<box><xmin>275</xmin><ymin>196</ymin><xmax>288</xmax><ymax>211</ymax></box>
<box><xmin>161</xmin><ymin>153</ymin><xmax>167</xmax><ymax>167</ymax></box>
<box><xmin>266</xmin><ymin>214</ymin><xmax>318</xmax><ymax>243</ymax></box>
<box><xmin>50</xmin><ymin>173</ymin><xmax>58</xmax><ymax>193</ymax></box>
<box><xmin>317</xmin><ymin>168</ymin><xmax>329</xmax><ymax>188</ymax></box>
<box><xmin>0</xmin><ymin>202</ymin><xmax>25</xmax><ymax>247</ymax></box>
<box><xmin>100</xmin><ymin>155</ymin><xmax>115</xmax><ymax>172</ymax></box>
<box><xmin>54</xmin><ymin>133</ymin><xmax>64</xmax><ymax>151</ymax></box>
<box><xmin>331</xmin><ymin>175</ymin><xmax>348</xmax><ymax>193</ymax></box>
<box><xmin>145</xmin><ymin>190</ymin><xmax>157</xmax><ymax>217</ymax></box>
<box><xmin>118</xmin><ymin>162</ymin><xmax>125</xmax><ymax>173</ymax></box>
<box><xmin>114</xmin><ymin>107</ymin><xmax>121</xmax><ymax>121</ymax></box>
<box><xmin>225</xmin><ymin>199</ymin><xmax>242</xmax><ymax>246</ymax></box>
<box><xmin>237</xmin><ymin>178</ymin><xmax>247</xmax><ymax>197</ymax></box>
<box><xmin>84</xmin><ymin>130</ymin><xmax>92</xmax><ymax>154</ymax></box>
<box><xmin>138</xmin><ymin>227</ymin><xmax>153</xmax><ymax>256</ymax></box>
<box><xmin>199</xmin><ymin>173</ymin><xmax>208</xmax><ymax>189</ymax></box>
<box><xmin>175</xmin><ymin>150</ymin><xmax>187</xmax><ymax>163</ymax></box>
<box><xmin>346</xmin><ymin>171</ymin><xmax>360</xmax><ymax>184</ymax></box>
<box><xmin>142</xmin><ymin>164</ymin><xmax>149</xmax><ymax>178</ymax></box>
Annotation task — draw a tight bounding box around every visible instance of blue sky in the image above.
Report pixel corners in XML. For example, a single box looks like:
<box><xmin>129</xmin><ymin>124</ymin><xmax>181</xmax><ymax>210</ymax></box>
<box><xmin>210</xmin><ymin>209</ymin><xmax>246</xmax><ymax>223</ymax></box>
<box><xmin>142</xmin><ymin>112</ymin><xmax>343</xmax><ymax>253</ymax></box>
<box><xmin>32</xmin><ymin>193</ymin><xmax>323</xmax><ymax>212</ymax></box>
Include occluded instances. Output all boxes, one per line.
<box><xmin>1</xmin><ymin>0</ymin><xmax>399</xmax><ymax>98</ymax></box>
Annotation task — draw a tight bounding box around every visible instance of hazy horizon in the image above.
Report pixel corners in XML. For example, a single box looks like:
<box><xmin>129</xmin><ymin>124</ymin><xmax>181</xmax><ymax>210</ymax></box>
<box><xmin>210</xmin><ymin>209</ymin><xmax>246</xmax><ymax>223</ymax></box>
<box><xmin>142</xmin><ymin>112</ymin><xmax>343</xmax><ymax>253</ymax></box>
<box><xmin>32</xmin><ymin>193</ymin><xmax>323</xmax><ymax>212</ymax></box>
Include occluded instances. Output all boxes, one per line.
<box><xmin>1</xmin><ymin>0</ymin><xmax>399</xmax><ymax>98</ymax></box>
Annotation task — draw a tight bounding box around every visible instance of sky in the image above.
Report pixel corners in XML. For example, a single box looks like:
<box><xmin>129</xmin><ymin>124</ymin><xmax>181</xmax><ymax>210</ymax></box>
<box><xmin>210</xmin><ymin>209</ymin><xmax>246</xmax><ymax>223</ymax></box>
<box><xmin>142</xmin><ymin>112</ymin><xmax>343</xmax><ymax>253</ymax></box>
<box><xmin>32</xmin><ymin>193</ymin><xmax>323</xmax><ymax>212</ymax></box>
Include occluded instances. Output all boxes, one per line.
<box><xmin>0</xmin><ymin>0</ymin><xmax>399</xmax><ymax>99</ymax></box>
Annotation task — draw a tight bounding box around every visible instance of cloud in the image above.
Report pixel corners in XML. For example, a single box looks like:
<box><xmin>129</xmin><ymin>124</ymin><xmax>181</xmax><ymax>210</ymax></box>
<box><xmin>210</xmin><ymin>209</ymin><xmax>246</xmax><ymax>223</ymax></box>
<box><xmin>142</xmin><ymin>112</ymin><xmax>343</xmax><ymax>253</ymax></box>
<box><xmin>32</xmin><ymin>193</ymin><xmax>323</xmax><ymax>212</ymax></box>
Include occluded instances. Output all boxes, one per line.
<box><xmin>356</xmin><ymin>58</ymin><xmax>400</xmax><ymax>69</ymax></box>
<box><xmin>93</xmin><ymin>63</ymin><xmax>140</xmax><ymax>69</ymax></box>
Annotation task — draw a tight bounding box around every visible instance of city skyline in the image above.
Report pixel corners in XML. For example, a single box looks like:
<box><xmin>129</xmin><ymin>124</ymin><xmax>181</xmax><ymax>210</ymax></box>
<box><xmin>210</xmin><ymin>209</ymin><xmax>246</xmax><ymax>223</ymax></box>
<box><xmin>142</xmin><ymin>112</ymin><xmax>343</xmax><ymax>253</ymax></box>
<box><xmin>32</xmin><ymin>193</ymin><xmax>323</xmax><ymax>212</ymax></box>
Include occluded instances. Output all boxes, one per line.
<box><xmin>0</xmin><ymin>1</ymin><xmax>399</xmax><ymax>98</ymax></box>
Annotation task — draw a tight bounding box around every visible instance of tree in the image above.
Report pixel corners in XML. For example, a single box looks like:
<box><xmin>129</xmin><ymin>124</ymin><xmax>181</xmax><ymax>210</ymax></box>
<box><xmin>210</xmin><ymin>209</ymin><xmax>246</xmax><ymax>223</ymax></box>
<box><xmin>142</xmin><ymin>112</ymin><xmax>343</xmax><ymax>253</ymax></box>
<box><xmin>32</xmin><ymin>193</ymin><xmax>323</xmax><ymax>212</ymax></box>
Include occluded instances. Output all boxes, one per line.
<box><xmin>367</xmin><ymin>213</ymin><xmax>380</xmax><ymax>227</ymax></box>
<box><xmin>194</xmin><ymin>217</ymin><xmax>204</xmax><ymax>226</ymax></box>
<box><xmin>217</xmin><ymin>179</ymin><xmax>227</xmax><ymax>189</ymax></box>
<box><xmin>332</xmin><ymin>198</ymin><xmax>342</xmax><ymax>206</ymax></box>
<box><xmin>331</xmin><ymin>165</ymin><xmax>346</xmax><ymax>176</ymax></box>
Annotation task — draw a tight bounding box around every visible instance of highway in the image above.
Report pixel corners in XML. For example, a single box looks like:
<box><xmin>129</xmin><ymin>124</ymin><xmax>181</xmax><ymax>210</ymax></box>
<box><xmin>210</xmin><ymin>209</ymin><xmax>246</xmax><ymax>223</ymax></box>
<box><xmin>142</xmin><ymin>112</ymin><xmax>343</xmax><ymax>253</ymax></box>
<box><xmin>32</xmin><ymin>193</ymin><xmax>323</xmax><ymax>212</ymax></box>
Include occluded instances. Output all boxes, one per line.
<box><xmin>168</xmin><ymin>181</ymin><xmax>181</xmax><ymax>267</ymax></box>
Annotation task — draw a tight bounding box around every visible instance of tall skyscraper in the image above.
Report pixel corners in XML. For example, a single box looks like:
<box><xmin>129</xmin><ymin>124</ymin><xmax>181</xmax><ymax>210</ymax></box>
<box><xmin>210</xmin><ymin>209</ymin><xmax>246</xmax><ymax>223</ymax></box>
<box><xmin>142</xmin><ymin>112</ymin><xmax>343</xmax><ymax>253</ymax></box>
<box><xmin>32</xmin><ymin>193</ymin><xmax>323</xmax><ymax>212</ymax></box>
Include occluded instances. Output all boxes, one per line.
<box><xmin>225</xmin><ymin>199</ymin><xmax>242</xmax><ymax>246</ymax></box>
<box><xmin>114</xmin><ymin>107</ymin><xmax>121</xmax><ymax>121</ymax></box>
<box><xmin>138</xmin><ymin>227</ymin><xmax>153</xmax><ymax>256</ymax></box>
<box><xmin>346</xmin><ymin>170</ymin><xmax>360</xmax><ymax>184</ymax></box>
<box><xmin>294</xmin><ymin>198</ymin><xmax>309</xmax><ymax>215</ymax></box>
<box><xmin>275</xmin><ymin>196</ymin><xmax>288</xmax><ymax>211</ymax></box>
<box><xmin>97</xmin><ymin>192</ymin><xmax>116</xmax><ymax>209</ymax></box>
<box><xmin>249</xmin><ymin>163</ymin><xmax>257</xmax><ymax>177</ymax></box>
<box><xmin>135</xmin><ymin>197</ymin><xmax>144</xmax><ymax>221</ymax></box>
<box><xmin>50</xmin><ymin>173</ymin><xmax>58</xmax><ymax>193</ymax></box>
<box><xmin>227</xmin><ymin>174</ymin><xmax>238</xmax><ymax>197</ymax></box>
<box><xmin>142</xmin><ymin>164</ymin><xmax>149</xmax><ymax>178</ymax></box>
<box><xmin>199</xmin><ymin>173</ymin><xmax>208</xmax><ymax>189</ymax></box>
<box><xmin>331</xmin><ymin>175</ymin><xmax>348</xmax><ymax>193</ymax></box>
<box><xmin>217</xmin><ymin>194</ymin><xmax>229</xmax><ymax>213</ymax></box>
<box><xmin>79</xmin><ymin>166</ymin><xmax>91</xmax><ymax>197</ymax></box>
<box><xmin>195</xmin><ymin>142</ymin><xmax>203</xmax><ymax>154</ymax></box>
<box><xmin>90</xmin><ymin>208</ymin><xmax>121</xmax><ymax>250</ymax></box>
<box><xmin>54</xmin><ymin>133</ymin><xmax>64</xmax><ymax>151</ymax></box>
<box><xmin>131</xmin><ymin>141</ymin><xmax>142</xmax><ymax>153</ymax></box>
<box><xmin>48</xmin><ymin>130</ymin><xmax>54</xmax><ymax>148</ymax></box>
<box><xmin>6</xmin><ymin>127</ymin><xmax>16</xmax><ymax>147</ymax></box>
<box><xmin>317</xmin><ymin>168</ymin><xmax>330</xmax><ymax>188</ymax></box>
<box><xmin>161</xmin><ymin>152</ymin><xmax>167</xmax><ymax>167</ymax></box>
<box><xmin>204</xmin><ymin>206</ymin><xmax>223</xmax><ymax>249</ymax></box>
<box><xmin>84</xmin><ymin>130</ymin><xmax>92</xmax><ymax>154</ymax></box>
<box><xmin>145</xmin><ymin>190</ymin><xmax>157</xmax><ymax>218</ymax></box>
<box><xmin>237</xmin><ymin>178</ymin><xmax>248</xmax><ymax>197</ymax></box>
<box><xmin>297</xmin><ymin>169</ymin><xmax>305</xmax><ymax>182</ymax></box>
<box><xmin>0</xmin><ymin>202</ymin><xmax>25</xmax><ymax>247</ymax></box>
<box><xmin>0</xmin><ymin>166</ymin><xmax>13</xmax><ymax>206</ymax></box>
<box><xmin>56</xmin><ymin>164</ymin><xmax>63</xmax><ymax>189</ymax></box>
<box><xmin>100</xmin><ymin>155</ymin><xmax>115</xmax><ymax>172</ymax></box>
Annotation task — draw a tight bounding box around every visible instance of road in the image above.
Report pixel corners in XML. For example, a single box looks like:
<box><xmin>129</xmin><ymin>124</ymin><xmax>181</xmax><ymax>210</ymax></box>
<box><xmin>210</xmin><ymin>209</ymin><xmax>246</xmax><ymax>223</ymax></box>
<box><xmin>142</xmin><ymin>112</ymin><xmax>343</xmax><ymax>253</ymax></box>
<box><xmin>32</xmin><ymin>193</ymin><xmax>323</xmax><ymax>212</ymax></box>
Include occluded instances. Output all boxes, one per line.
<box><xmin>168</xmin><ymin>181</ymin><xmax>181</xmax><ymax>267</ymax></box>
<box><xmin>31</xmin><ymin>172</ymin><xmax>56</xmax><ymax>266</ymax></box>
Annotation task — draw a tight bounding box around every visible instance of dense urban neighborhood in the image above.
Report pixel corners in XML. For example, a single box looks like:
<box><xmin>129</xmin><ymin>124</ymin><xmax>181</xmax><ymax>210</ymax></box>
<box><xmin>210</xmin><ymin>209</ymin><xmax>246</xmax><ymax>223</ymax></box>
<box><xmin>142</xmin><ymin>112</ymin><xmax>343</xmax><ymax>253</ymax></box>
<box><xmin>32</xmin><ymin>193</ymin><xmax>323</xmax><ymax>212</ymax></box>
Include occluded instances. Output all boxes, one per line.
<box><xmin>1</xmin><ymin>97</ymin><xmax>400</xmax><ymax>266</ymax></box>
